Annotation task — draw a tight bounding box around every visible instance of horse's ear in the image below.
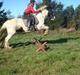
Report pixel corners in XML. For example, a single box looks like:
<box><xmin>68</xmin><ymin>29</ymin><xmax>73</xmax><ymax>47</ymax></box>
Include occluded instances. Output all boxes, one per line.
<box><xmin>42</xmin><ymin>5</ymin><xmax>48</xmax><ymax>10</ymax></box>
<box><xmin>37</xmin><ymin>5</ymin><xmax>47</xmax><ymax>11</ymax></box>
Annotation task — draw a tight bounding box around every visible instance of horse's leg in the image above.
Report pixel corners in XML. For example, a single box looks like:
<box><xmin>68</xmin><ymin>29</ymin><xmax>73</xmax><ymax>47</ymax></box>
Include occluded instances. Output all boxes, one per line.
<box><xmin>21</xmin><ymin>22</ymin><xmax>30</xmax><ymax>32</ymax></box>
<box><xmin>37</xmin><ymin>24</ymin><xmax>49</xmax><ymax>35</ymax></box>
<box><xmin>4</xmin><ymin>30</ymin><xmax>16</xmax><ymax>49</ymax></box>
<box><xmin>42</xmin><ymin>25</ymin><xmax>49</xmax><ymax>35</ymax></box>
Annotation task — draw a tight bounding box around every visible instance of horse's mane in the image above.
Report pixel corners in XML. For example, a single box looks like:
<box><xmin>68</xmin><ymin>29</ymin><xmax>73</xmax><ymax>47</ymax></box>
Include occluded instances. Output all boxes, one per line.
<box><xmin>36</xmin><ymin>5</ymin><xmax>48</xmax><ymax>18</ymax></box>
<box><xmin>37</xmin><ymin>5</ymin><xmax>47</xmax><ymax>11</ymax></box>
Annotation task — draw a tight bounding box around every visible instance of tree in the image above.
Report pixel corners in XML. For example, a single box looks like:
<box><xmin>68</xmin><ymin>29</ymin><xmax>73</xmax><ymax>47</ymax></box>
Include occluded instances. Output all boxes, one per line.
<box><xmin>46</xmin><ymin>1</ymin><xmax>64</xmax><ymax>30</ymax></box>
<box><xmin>36</xmin><ymin>0</ymin><xmax>64</xmax><ymax>30</ymax></box>
<box><xmin>0</xmin><ymin>2</ymin><xmax>8</xmax><ymax>26</ymax></box>
<box><xmin>43</xmin><ymin>0</ymin><xmax>51</xmax><ymax>5</ymax></box>
<box><xmin>75</xmin><ymin>5</ymin><xmax>80</xmax><ymax>29</ymax></box>
<box><xmin>6</xmin><ymin>10</ymin><xmax>14</xmax><ymax>19</ymax></box>
<box><xmin>36</xmin><ymin>0</ymin><xmax>80</xmax><ymax>30</ymax></box>
<box><xmin>63</xmin><ymin>5</ymin><xmax>75</xmax><ymax>28</ymax></box>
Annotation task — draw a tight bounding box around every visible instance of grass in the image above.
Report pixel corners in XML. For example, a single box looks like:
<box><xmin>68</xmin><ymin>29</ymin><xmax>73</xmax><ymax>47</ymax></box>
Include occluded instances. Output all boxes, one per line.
<box><xmin>0</xmin><ymin>30</ymin><xmax>80</xmax><ymax>75</ymax></box>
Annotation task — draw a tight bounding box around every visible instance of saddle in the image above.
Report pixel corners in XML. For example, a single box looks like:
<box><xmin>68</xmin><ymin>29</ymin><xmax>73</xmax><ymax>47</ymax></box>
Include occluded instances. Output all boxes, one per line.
<box><xmin>23</xmin><ymin>13</ymin><xmax>39</xmax><ymax>28</ymax></box>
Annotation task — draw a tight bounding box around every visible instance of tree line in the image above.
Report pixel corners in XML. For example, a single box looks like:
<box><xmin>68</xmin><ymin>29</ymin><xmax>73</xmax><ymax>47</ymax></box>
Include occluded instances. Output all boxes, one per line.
<box><xmin>0</xmin><ymin>2</ymin><xmax>8</xmax><ymax>26</ymax></box>
<box><xmin>0</xmin><ymin>0</ymin><xmax>80</xmax><ymax>30</ymax></box>
<box><xmin>37</xmin><ymin>0</ymin><xmax>80</xmax><ymax>30</ymax></box>
<box><xmin>0</xmin><ymin>2</ymin><xmax>13</xmax><ymax>27</ymax></box>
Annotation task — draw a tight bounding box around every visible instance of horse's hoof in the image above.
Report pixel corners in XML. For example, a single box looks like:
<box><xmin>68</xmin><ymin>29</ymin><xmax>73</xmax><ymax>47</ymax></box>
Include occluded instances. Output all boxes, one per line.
<box><xmin>8</xmin><ymin>46</ymin><xmax>12</xmax><ymax>49</ymax></box>
<box><xmin>44</xmin><ymin>33</ymin><xmax>48</xmax><ymax>35</ymax></box>
<box><xmin>5</xmin><ymin>46</ymin><xmax>12</xmax><ymax>49</ymax></box>
<box><xmin>26</xmin><ymin>30</ymin><xmax>30</xmax><ymax>32</ymax></box>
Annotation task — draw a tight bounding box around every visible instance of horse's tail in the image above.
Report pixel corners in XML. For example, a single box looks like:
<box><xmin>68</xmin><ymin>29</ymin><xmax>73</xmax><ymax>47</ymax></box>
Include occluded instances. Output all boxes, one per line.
<box><xmin>0</xmin><ymin>27</ymin><xmax>7</xmax><ymax>48</ymax></box>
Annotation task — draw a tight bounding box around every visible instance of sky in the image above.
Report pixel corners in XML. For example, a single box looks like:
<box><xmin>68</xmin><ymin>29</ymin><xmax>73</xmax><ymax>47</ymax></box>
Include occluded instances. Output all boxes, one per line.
<box><xmin>57</xmin><ymin>0</ymin><xmax>80</xmax><ymax>9</ymax></box>
<box><xmin>1</xmin><ymin>0</ymin><xmax>80</xmax><ymax>17</ymax></box>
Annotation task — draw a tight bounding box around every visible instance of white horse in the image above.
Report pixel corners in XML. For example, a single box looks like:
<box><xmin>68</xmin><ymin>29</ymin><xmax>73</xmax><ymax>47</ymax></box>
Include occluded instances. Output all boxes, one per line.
<box><xmin>0</xmin><ymin>6</ymin><xmax>55</xmax><ymax>49</ymax></box>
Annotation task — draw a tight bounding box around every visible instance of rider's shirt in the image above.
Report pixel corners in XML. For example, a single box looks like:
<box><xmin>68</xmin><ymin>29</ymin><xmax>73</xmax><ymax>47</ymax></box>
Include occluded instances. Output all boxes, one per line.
<box><xmin>24</xmin><ymin>3</ymin><xmax>39</xmax><ymax>14</ymax></box>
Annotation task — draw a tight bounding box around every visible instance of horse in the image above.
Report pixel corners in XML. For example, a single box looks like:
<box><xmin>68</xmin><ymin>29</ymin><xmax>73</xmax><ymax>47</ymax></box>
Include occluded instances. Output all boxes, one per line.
<box><xmin>0</xmin><ymin>5</ymin><xmax>55</xmax><ymax>49</ymax></box>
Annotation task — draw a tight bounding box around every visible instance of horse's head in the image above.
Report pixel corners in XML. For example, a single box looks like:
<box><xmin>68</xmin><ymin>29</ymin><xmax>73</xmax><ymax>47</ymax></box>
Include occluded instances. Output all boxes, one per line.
<box><xmin>37</xmin><ymin>5</ymin><xmax>48</xmax><ymax>18</ymax></box>
<box><xmin>41</xmin><ymin>8</ymin><xmax>48</xmax><ymax>18</ymax></box>
<box><xmin>46</xmin><ymin>6</ymin><xmax>55</xmax><ymax>21</ymax></box>
<box><xmin>47</xmin><ymin>10</ymin><xmax>55</xmax><ymax>20</ymax></box>
<box><xmin>40</xmin><ymin>5</ymin><xmax>55</xmax><ymax>22</ymax></box>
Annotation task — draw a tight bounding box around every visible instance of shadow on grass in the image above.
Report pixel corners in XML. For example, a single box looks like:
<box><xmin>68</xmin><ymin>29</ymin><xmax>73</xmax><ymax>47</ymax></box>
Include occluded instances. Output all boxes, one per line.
<box><xmin>11</xmin><ymin>37</ymin><xmax>80</xmax><ymax>48</ymax></box>
<box><xmin>43</xmin><ymin>37</ymin><xmax>80</xmax><ymax>44</ymax></box>
<box><xmin>11</xmin><ymin>41</ymin><xmax>35</xmax><ymax>48</ymax></box>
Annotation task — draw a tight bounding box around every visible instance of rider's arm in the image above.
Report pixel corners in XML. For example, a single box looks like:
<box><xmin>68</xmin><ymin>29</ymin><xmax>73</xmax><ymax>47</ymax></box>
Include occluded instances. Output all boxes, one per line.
<box><xmin>24</xmin><ymin>3</ymin><xmax>41</xmax><ymax>14</ymax></box>
<box><xmin>31</xmin><ymin>6</ymin><xmax>40</xmax><ymax>14</ymax></box>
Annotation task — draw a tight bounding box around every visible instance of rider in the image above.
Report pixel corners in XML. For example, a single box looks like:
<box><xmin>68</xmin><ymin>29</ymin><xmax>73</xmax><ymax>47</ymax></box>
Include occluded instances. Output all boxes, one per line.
<box><xmin>23</xmin><ymin>0</ymin><xmax>41</xmax><ymax>30</ymax></box>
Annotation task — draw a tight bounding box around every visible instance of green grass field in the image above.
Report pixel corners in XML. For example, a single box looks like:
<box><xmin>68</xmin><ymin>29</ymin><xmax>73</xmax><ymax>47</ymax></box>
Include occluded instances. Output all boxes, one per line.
<box><xmin>0</xmin><ymin>31</ymin><xmax>80</xmax><ymax>75</ymax></box>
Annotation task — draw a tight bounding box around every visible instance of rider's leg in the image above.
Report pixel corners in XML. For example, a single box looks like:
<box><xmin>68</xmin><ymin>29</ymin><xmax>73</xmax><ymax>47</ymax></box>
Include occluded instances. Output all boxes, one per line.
<box><xmin>34</xmin><ymin>15</ymin><xmax>39</xmax><ymax>25</ymax></box>
<box><xmin>27</xmin><ymin>19</ymin><xmax>30</xmax><ymax>28</ymax></box>
<box><xmin>31</xmin><ymin>15</ymin><xmax>37</xmax><ymax>31</ymax></box>
<box><xmin>23</xmin><ymin>13</ymin><xmax>30</xmax><ymax>30</ymax></box>
<box><xmin>27</xmin><ymin>14</ymin><xmax>34</xmax><ymax>30</ymax></box>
